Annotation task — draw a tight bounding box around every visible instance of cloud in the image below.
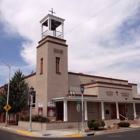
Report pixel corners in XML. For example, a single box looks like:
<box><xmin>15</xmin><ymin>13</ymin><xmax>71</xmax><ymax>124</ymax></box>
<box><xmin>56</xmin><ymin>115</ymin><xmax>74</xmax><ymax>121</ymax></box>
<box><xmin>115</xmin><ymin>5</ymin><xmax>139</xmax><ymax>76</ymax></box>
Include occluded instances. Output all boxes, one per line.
<box><xmin>0</xmin><ymin>0</ymin><xmax>140</xmax><ymax>93</ymax></box>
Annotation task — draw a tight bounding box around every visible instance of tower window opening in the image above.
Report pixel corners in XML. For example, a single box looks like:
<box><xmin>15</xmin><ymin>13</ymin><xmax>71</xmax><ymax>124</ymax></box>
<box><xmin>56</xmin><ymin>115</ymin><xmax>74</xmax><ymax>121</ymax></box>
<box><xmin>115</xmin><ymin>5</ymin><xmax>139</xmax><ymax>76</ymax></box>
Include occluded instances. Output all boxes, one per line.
<box><xmin>56</xmin><ymin>57</ymin><xmax>61</xmax><ymax>73</ymax></box>
<box><xmin>40</xmin><ymin>58</ymin><xmax>43</xmax><ymax>74</ymax></box>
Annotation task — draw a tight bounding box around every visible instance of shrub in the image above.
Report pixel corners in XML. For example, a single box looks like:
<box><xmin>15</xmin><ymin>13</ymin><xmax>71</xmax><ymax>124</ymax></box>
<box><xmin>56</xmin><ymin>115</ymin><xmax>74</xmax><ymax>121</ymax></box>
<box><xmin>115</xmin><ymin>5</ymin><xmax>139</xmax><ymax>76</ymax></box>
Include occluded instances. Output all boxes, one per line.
<box><xmin>93</xmin><ymin>121</ymin><xmax>99</xmax><ymax>130</ymax></box>
<box><xmin>19</xmin><ymin>116</ymin><xmax>24</xmax><ymax>121</ymax></box>
<box><xmin>87</xmin><ymin>120</ymin><xmax>105</xmax><ymax>130</ymax></box>
<box><xmin>87</xmin><ymin>120</ymin><xmax>95</xmax><ymax>130</ymax></box>
<box><xmin>98</xmin><ymin>120</ymin><xmax>105</xmax><ymax>127</ymax></box>
<box><xmin>32</xmin><ymin>115</ymin><xmax>41</xmax><ymax>122</ymax></box>
<box><xmin>118</xmin><ymin>122</ymin><xmax>130</xmax><ymax>127</ymax></box>
<box><xmin>32</xmin><ymin>115</ymin><xmax>50</xmax><ymax>122</ymax></box>
<box><xmin>24</xmin><ymin>115</ymin><xmax>29</xmax><ymax>121</ymax></box>
<box><xmin>39</xmin><ymin>116</ymin><xmax>48</xmax><ymax>122</ymax></box>
<box><xmin>19</xmin><ymin>115</ymin><xmax>50</xmax><ymax>122</ymax></box>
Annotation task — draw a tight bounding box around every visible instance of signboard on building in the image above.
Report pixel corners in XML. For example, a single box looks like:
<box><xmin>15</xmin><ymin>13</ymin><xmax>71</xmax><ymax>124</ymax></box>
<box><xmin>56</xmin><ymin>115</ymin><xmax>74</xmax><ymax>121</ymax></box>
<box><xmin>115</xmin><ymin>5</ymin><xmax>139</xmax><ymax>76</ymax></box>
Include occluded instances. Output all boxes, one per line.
<box><xmin>38</xmin><ymin>102</ymin><xmax>43</xmax><ymax>115</ymax></box>
<box><xmin>47</xmin><ymin>102</ymin><xmax>56</xmax><ymax>117</ymax></box>
<box><xmin>121</xmin><ymin>92</ymin><xmax>129</xmax><ymax>97</ymax></box>
<box><xmin>106</xmin><ymin>91</ymin><xmax>113</xmax><ymax>96</ymax></box>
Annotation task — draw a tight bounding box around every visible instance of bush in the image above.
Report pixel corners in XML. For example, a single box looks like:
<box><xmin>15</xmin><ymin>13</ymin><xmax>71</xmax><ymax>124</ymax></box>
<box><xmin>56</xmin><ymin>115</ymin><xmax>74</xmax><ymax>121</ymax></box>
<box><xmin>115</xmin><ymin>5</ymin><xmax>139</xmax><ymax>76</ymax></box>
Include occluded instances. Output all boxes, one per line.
<box><xmin>92</xmin><ymin>121</ymin><xmax>99</xmax><ymax>130</ymax></box>
<box><xmin>32</xmin><ymin>115</ymin><xmax>42</xmax><ymax>122</ymax></box>
<box><xmin>118</xmin><ymin>122</ymin><xmax>130</xmax><ymax>127</ymax></box>
<box><xmin>87</xmin><ymin>120</ymin><xmax>105</xmax><ymax>130</ymax></box>
<box><xmin>24</xmin><ymin>115</ymin><xmax>29</xmax><ymax>121</ymax></box>
<box><xmin>19</xmin><ymin>116</ymin><xmax>24</xmax><ymax>121</ymax></box>
<box><xmin>87</xmin><ymin>120</ymin><xmax>95</xmax><ymax>130</ymax></box>
<box><xmin>39</xmin><ymin>116</ymin><xmax>49</xmax><ymax>122</ymax></box>
<box><xmin>20</xmin><ymin>115</ymin><xmax>50</xmax><ymax>122</ymax></box>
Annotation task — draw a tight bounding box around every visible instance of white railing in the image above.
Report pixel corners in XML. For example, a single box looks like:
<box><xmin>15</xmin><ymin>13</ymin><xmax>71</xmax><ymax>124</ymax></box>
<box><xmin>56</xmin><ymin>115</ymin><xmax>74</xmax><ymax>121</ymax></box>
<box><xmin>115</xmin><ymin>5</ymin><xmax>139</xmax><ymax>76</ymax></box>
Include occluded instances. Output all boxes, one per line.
<box><xmin>42</xmin><ymin>30</ymin><xmax>62</xmax><ymax>39</ymax></box>
<box><xmin>119</xmin><ymin>114</ymin><xmax>128</xmax><ymax>122</ymax></box>
<box><xmin>134</xmin><ymin>114</ymin><xmax>140</xmax><ymax>123</ymax></box>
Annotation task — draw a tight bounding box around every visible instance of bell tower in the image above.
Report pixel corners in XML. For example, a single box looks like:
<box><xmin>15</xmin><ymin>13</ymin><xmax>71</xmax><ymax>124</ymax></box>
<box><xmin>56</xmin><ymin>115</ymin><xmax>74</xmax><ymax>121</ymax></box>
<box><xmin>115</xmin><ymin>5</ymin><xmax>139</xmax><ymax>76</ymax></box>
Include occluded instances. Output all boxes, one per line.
<box><xmin>40</xmin><ymin>12</ymin><xmax>64</xmax><ymax>39</ymax></box>
<box><xmin>36</xmin><ymin>12</ymin><xmax>68</xmax><ymax>117</ymax></box>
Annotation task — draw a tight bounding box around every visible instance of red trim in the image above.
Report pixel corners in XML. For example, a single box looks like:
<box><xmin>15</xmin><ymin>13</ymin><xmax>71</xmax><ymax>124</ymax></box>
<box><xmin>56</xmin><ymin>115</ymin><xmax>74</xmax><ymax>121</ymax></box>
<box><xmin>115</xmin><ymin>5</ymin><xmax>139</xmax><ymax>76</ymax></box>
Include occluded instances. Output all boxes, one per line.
<box><xmin>133</xmin><ymin>98</ymin><xmax>140</xmax><ymax>100</ymax></box>
<box><xmin>37</xmin><ymin>39</ymin><xmax>68</xmax><ymax>49</ymax></box>
<box><xmin>24</xmin><ymin>73</ymin><xmax>36</xmax><ymax>79</ymax></box>
<box><xmin>82</xmin><ymin>81</ymin><xmax>132</xmax><ymax>88</ymax></box>
<box><xmin>129</xmin><ymin>83</ymin><xmax>137</xmax><ymax>86</ymax></box>
<box><xmin>68</xmin><ymin>72</ymin><xmax>128</xmax><ymax>82</ymax></box>
<box><xmin>86</xmin><ymin>85</ymin><xmax>132</xmax><ymax>91</ymax></box>
<box><xmin>38</xmin><ymin>35</ymin><xmax>66</xmax><ymax>44</ymax></box>
<box><xmin>0</xmin><ymin>86</ymin><xmax>4</xmax><ymax>90</ymax></box>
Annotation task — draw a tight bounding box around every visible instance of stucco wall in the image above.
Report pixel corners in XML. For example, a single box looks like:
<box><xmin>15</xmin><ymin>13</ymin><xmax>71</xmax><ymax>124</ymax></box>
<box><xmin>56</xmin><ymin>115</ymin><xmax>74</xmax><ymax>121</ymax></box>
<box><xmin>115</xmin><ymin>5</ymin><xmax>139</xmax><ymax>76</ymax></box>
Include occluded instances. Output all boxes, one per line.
<box><xmin>98</xmin><ymin>83</ymin><xmax>133</xmax><ymax>100</ymax></box>
<box><xmin>68</xmin><ymin>101</ymin><xmax>81</xmax><ymax>121</ymax></box>
<box><xmin>87</xmin><ymin>102</ymin><xmax>100</xmax><ymax>120</ymax></box>
<box><xmin>68</xmin><ymin>73</ymin><xmax>128</xmax><ymax>91</ymax></box>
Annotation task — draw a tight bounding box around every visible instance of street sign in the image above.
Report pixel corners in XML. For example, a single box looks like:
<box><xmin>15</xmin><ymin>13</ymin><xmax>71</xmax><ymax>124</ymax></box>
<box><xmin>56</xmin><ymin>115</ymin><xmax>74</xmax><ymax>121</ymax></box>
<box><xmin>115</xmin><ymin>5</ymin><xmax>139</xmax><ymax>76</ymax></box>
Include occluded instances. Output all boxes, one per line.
<box><xmin>4</xmin><ymin>104</ymin><xmax>12</xmax><ymax>112</ymax></box>
<box><xmin>76</xmin><ymin>104</ymin><xmax>80</xmax><ymax>112</ymax></box>
<box><xmin>76</xmin><ymin>99</ymin><xmax>81</xmax><ymax>104</ymax></box>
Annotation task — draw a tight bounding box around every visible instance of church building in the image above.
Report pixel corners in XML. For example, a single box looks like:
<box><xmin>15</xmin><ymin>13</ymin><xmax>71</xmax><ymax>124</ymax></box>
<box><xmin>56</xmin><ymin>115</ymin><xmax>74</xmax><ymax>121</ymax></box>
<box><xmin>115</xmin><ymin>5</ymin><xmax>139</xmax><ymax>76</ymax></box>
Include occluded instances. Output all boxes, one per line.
<box><xmin>1</xmin><ymin>13</ymin><xmax>140</xmax><ymax>123</ymax></box>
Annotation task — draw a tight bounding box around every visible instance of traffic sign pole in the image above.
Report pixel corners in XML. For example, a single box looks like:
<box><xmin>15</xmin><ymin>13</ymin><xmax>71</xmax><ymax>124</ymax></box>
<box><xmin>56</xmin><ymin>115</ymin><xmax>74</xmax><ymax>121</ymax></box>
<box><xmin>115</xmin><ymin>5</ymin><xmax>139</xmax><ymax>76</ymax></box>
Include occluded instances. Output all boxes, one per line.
<box><xmin>4</xmin><ymin>104</ymin><xmax>12</xmax><ymax>112</ymax></box>
<box><xmin>76</xmin><ymin>101</ymin><xmax>81</xmax><ymax>133</ymax></box>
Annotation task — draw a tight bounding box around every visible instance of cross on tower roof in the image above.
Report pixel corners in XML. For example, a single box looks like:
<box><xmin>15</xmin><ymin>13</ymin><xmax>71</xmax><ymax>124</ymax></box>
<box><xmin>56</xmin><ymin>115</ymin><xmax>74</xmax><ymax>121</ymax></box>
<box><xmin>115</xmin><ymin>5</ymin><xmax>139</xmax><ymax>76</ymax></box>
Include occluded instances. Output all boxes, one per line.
<box><xmin>49</xmin><ymin>8</ymin><xmax>55</xmax><ymax>15</ymax></box>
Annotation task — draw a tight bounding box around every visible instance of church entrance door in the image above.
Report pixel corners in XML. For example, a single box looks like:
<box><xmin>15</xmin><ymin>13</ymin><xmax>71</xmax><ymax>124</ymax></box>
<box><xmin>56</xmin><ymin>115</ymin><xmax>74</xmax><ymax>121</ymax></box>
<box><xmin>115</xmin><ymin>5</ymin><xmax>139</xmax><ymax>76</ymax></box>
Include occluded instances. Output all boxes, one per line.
<box><xmin>56</xmin><ymin>102</ymin><xmax>63</xmax><ymax>121</ymax></box>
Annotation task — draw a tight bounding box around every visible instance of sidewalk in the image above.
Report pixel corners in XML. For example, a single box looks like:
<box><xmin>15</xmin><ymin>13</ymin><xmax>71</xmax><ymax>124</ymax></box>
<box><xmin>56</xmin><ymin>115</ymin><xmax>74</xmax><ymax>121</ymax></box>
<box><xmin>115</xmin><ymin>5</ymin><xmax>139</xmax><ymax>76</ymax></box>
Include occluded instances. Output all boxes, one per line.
<box><xmin>0</xmin><ymin>123</ymin><xmax>140</xmax><ymax>138</ymax></box>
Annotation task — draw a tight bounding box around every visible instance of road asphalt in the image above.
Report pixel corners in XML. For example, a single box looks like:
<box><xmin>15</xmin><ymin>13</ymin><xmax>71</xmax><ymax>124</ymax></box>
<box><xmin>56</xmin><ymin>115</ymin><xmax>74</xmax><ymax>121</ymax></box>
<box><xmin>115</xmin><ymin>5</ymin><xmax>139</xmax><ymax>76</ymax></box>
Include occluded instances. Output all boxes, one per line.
<box><xmin>0</xmin><ymin>122</ymin><xmax>140</xmax><ymax>138</ymax></box>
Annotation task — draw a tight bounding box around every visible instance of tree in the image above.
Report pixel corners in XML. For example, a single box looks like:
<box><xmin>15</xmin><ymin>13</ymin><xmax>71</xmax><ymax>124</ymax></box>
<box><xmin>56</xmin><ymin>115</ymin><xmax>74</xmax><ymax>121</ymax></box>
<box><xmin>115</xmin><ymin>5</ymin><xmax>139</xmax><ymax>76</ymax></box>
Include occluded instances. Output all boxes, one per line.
<box><xmin>0</xmin><ymin>70</ymin><xmax>28</xmax><ymax>116</ymax></box>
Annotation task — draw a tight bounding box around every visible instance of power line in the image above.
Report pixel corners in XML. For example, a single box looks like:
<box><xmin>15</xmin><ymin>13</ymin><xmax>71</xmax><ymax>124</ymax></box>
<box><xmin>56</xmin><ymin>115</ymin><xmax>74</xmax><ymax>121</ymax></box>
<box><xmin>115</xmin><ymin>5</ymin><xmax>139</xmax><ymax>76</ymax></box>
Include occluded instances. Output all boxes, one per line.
<box><xmin>65</xmin><ymin>0</ymin><xmax>121</xmax><ymax>35</ymax></box>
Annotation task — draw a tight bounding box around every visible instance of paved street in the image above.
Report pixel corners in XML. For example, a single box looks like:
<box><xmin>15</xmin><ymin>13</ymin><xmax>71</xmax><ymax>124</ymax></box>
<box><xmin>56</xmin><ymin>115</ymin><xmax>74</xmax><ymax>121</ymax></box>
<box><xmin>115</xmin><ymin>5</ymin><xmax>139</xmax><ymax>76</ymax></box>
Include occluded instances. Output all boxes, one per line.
<box><xmin>1</xmin><ymin>128</ymin><xmax>140</xmax><ymax>140</ymax></box>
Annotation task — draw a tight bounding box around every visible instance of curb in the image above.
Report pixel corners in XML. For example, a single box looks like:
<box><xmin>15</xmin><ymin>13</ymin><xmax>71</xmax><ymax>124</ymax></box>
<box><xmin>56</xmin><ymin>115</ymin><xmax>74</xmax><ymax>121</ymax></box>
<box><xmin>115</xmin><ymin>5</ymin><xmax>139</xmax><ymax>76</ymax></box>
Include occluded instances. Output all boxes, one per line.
<box><xmin>0</xmin><ymin>125</ymin><xmax>40</xmax><ymax>137</ymax></box>
<box><xmin>17</xmin><ymin>130</ymin><xmax>40</xmax><ymax>137</ymax></box>
<box><xmin>58</xmin><ymin>133</ymin><xmax>84</xmax><ymax>137</ymax></box>
<box><xmin>92</xmin><ymin>127</ymin><xmax>140</xmax><ymax>135</ymax></box>
<box><xmin>0</xmin><ymin>126</ymin><xmax>17</xmax><ymax>132</ymax></box>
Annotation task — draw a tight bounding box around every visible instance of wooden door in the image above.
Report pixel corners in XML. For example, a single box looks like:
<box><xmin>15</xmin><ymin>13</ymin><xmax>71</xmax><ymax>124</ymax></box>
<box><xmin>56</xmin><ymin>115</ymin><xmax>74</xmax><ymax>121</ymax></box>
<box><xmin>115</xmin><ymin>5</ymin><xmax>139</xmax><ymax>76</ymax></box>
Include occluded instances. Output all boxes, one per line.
<box><xmin>110</xmin><ymin>104</ymin><xmax>117</xmax><ymax>119</ymax></box>
<box><xmin>56</xmin><ymin>102</ymin><xmax>63</xmax><ymax>121</ymax></box>
<box><xmin>119</xmin><ymin>105</ymin><xmax>125</xmax><ymax>120</ymax></box>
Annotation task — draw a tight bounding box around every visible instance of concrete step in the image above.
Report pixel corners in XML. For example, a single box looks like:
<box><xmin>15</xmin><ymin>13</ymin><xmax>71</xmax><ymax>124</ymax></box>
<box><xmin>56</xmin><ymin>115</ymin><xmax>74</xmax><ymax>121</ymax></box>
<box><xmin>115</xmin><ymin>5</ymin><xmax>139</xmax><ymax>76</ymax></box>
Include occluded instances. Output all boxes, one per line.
<box><xmin>125</xmin><ymin>120</ymin><xmax>139</xmax><ymax>124</ymax></box>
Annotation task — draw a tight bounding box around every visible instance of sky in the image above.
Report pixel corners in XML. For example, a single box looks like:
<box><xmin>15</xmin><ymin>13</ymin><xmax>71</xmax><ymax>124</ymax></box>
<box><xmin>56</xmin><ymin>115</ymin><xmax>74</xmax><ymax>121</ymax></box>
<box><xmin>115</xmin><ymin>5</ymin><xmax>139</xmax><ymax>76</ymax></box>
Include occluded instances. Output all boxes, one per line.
<box><xmin>0</xmin><ymin>0</ymin><xmax>140</xmax><ymax>93</ymax></box>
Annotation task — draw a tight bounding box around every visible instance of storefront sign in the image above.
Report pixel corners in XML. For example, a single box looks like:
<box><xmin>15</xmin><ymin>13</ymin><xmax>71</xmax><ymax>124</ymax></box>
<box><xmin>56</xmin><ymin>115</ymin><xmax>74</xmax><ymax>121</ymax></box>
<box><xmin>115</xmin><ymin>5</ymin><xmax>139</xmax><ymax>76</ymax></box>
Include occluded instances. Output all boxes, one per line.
<box><xmin>38</xmin><ymin>102</ymin><xmax>43</xmax><ymax>115</ymax></box>
<box><xmin>38</xmin><ymin>102</ymin><xmax>43</xmax><ymax>107</ymax></box>
<box><xmin>121</xmin><ymin>92</ymin><xmax>129</xmax><ymax>97</ymax></box>
<box><xmin>47</xmin><ymin>102</ymin><xmax>56</xmax><ymax>117</ymax></box>
<box><xmin>106</xmin><ymin>91</ymin><xmax>113</xmax><ymax>96</ymax></box>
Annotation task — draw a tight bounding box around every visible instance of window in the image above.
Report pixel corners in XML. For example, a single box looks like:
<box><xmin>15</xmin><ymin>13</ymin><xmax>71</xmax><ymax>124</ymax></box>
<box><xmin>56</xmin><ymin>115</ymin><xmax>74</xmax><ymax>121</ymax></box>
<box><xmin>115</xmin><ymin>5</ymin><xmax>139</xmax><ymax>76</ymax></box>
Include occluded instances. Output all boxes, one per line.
<box><xmin>88</xmin><ymin>105</ymin><xmax>94</xmax><ymax>113</ymax></box>
<box><xmin>40</xmin><ymin>58</ymin><xmax>43</xmax><ymax>74</ymax></box>
<box><xmin>56</xmin><ymin>57</ymin><xmax>61</xmax><ymax>73</ymax></box>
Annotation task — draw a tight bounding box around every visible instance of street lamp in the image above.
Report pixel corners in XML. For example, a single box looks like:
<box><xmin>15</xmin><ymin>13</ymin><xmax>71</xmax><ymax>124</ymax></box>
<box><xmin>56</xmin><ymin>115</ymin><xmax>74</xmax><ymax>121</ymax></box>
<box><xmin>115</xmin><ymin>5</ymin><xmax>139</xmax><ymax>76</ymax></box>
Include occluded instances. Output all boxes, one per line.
<box><xmin>0</xmin><ymin>59</ymin><xmax>11</xmax><ymax>127</ymax></box>
<box><xmin>80</xmin><ymin>85</ymin><xmax>84</xmax><ymax>132</ymax></box>
<box><xmin>29</xmin><ymin>86</ymin><xmax>34</xmax><ymax>132</ymax></box>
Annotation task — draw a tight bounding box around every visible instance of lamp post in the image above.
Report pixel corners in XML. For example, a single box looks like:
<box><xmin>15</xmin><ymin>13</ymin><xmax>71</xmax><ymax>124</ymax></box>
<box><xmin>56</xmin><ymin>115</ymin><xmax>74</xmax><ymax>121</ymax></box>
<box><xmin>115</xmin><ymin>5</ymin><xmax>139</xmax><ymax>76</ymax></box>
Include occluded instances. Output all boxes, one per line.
<box><xmin>80</xmin><ymin>85</ymin><xmax>84</xmax><ymax>132</ymax></box>
<box><xmin>29</xmin><ymin>86</ymin><xmax>34</xmax><ymax>132</ymax></box>
<box><xmin>0</xmin><ymin>60</ymin><xmax>11</xmax><ymax>127</ymax></box>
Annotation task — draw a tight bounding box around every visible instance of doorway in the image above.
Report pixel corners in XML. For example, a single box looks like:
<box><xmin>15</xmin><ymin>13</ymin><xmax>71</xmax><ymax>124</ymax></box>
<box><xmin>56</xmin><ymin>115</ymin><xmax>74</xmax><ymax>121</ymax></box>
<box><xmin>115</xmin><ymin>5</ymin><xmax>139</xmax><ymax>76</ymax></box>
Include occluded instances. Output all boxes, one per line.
<box><xmin>110</xmin><ymin>104</ymin><xmax>117</xmax><ymax>119</ymax></box>
<box><xmin>119</xmin><ymin>105</ymin><xmax>125</xmax><ymax>120</ymax></box>
<box><xmin>56</xmin><ymin>102</ymin><xmax>63</xmax><ymax>121</ymax></box>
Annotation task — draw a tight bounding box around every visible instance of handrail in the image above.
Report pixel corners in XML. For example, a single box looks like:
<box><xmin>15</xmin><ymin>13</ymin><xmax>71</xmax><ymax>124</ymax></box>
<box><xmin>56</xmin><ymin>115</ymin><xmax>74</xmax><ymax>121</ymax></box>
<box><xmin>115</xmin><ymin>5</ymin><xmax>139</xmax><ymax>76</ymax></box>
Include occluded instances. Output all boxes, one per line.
<box><xmin>134</xmin><ymin>114</ymin><xmax>140</xmax><ymax>123</ymax></box>
<box><xmin>119</xmin><ymin>114</ymin><xmax>128</xmax><ymax>122</ymax></box>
